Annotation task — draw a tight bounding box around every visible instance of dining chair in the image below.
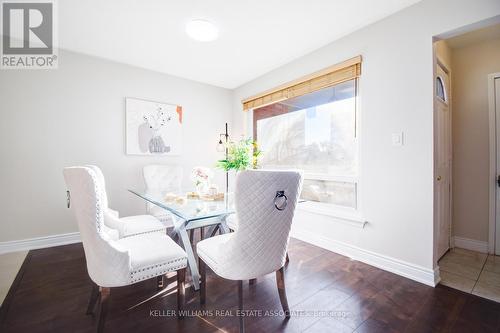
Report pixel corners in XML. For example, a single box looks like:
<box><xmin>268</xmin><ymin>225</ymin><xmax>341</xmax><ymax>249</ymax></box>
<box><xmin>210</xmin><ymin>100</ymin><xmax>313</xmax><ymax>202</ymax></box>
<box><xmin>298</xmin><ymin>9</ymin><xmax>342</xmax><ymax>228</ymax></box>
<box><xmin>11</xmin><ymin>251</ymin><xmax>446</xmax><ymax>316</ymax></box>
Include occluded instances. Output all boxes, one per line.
<box><xmin>63</xmin><ymin>166</ymin><xmax>188</xmax><ymax>333</ymax></box>
<box><xmin>85</xmin><ymin>165</ymin><xmax>167</xmax><ymax>239</ymax></box>
<box><xmin>143</xmin><ymin>164</ymin><xmax>183</xmax><ymax>227</ymax></box>
<box><xmin>196</xmin><ymin>169</ymin><xmax>303</xmax><ymax>331</ymax></box>
<box><xmin>225</xmin><ymin>214</ymin><xmax>290</xmax><ymax>272</ymax></box>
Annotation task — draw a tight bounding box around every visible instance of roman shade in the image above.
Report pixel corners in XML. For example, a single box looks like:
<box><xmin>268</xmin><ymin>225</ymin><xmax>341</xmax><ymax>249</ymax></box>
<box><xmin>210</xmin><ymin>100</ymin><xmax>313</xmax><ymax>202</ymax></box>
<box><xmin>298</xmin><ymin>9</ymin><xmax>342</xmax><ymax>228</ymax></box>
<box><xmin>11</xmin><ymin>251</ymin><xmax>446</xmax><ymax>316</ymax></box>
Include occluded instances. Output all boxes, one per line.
<box><xmin>242</xmin><ymin>55</ymin><xmax>361</xmax><ymax>111</ymax></box>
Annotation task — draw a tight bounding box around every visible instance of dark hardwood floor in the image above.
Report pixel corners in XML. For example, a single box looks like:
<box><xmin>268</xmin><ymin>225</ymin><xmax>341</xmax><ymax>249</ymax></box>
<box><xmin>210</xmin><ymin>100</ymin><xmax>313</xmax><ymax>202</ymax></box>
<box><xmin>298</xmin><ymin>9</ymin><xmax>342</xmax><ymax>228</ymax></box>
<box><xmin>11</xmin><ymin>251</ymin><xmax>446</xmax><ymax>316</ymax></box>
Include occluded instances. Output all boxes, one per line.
<box><xmin>1</xmin><ymin>238</ymin><xmax>499</xmax><ymax>333</ymax></box>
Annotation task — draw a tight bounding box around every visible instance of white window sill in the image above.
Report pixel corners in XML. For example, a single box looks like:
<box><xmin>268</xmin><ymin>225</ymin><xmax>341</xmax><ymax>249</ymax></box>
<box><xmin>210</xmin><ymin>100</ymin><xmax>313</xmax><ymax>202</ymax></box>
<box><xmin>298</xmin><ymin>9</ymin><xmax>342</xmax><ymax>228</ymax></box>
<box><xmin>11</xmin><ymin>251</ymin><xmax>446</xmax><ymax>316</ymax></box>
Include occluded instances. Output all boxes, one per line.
<box><xmin>297</xmin><ymin>201</ymin><xmax>367</xmax><ymax>228</ymax></box>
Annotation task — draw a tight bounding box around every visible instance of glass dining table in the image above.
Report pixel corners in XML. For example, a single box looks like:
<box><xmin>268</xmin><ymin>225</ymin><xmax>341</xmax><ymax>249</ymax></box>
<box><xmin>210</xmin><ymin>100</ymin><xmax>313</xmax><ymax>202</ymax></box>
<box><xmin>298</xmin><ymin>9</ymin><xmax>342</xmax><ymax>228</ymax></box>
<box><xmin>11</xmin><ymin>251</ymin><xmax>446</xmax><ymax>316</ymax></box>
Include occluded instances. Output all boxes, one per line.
<box><xmin>129</xmin><ymin>189</ymin><xmax>234</xmax><ymax>290</ymax></box>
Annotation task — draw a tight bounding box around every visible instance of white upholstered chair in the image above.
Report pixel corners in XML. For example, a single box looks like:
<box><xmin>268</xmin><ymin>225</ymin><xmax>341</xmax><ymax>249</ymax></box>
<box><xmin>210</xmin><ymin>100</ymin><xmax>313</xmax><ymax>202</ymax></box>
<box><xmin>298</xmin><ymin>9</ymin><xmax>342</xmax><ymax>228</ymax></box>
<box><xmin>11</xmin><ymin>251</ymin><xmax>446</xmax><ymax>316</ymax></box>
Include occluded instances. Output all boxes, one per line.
<box><xmin>63</xmin><ymin>166</ymin><xmax>188</xmax><ymax>333</ymax></box>
<box><xmin>225</xmin><ymin>214</ymin><xmax>239</xmax><ymax>231</ymax></box>
<box><xmin>197</xmin><ymin>170</ymin><xmax>303</xmax><ymax>329</ymax></box>
<box><xmin>225</xmin><ymin>214</ymin><xmax>290</xmax><ymax>268</ymax></box>
<box><xmin>85</xmin><ymin>165</ymin><xmax>167</xmax><ymax>239</ymax></box>
<box><xmin>143</xmin><ymin>165</ymin><xmax>183</xmax><ymax>227</ymax></box>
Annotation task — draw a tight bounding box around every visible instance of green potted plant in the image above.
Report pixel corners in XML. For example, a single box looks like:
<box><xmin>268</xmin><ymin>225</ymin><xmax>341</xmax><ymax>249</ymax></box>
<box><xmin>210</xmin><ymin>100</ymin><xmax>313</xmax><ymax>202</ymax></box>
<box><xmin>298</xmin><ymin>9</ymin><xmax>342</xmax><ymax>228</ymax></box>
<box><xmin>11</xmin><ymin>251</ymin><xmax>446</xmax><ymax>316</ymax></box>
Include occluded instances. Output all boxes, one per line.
<box><xmin>216</xmin><ymin>138</ymin><xmax>261</xmax><ymax>171</ymax></box>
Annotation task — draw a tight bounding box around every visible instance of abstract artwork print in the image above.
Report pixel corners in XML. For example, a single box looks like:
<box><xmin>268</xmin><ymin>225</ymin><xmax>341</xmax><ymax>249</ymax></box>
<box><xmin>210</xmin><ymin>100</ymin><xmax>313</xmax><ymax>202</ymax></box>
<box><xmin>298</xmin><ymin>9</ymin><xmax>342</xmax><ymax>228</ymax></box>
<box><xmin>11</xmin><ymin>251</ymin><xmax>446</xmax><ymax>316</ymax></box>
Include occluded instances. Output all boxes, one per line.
<box><xmin>126</xmin><ymin>98</ymin><xmax>182</xmax><ymax>155</ymax></box>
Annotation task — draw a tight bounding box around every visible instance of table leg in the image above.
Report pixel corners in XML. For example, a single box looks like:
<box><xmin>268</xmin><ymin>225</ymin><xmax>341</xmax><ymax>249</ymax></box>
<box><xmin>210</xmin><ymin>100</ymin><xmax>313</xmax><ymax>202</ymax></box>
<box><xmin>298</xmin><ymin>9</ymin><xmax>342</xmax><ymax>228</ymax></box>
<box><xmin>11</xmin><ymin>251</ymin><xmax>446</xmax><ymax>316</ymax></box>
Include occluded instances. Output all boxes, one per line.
<box><xmin>170</xmin><ymin>216</ymin><xmax>180</xmax><ymax>235</ymax></box>
<box><xmin>177</xmin><ymin>225</ymin><xmax>200</xmax><ymax>290</ymax></box>
<box><xmin>219</xmin><ymin>215</ymin><xmax>230</xmax><ymax>234</ymax></box>
<box><xmin>169</xmin><ymin>215</ymin><xmax>183</xmax><ymax>241</ymax></box>
<box><xmin>170</xmin><ymin>231</ymin><xmax>179</xmax><ymax>243</ymax></box>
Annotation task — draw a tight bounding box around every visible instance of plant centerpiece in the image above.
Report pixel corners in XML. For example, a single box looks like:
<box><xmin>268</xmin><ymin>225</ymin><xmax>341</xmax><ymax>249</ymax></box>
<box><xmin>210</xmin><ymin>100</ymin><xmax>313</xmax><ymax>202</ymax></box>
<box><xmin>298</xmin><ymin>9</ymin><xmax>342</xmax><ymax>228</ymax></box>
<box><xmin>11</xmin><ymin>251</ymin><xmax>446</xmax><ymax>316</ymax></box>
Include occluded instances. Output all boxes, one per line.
<box><xmin>190</xmin><ymin>166</ymin><xmax>214</xmax><ymax>194</ymax></box>
<box><xmin>216</xmin><ymin>138</ymin><xmax>261</xmax><ymax>172</ymax></box>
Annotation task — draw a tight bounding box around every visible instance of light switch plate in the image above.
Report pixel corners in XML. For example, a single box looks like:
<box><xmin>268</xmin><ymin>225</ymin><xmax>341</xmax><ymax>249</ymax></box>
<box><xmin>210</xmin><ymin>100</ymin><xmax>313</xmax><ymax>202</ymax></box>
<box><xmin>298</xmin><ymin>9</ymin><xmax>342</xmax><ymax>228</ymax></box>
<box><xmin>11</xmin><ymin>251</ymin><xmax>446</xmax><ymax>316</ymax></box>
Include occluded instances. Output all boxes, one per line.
<box><xmin>392</xmin><ymin>132</ymin><xmax>404</xmax><ymax>146</ymax></box>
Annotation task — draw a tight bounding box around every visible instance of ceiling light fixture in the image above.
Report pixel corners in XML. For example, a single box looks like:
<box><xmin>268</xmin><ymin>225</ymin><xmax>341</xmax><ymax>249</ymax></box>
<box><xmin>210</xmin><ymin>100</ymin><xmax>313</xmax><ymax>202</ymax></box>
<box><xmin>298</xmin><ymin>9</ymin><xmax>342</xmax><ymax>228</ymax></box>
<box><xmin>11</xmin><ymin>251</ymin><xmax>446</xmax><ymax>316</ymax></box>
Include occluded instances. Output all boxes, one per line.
<box><xmin>185</xmin><ymin>19</ymin><xmax>219</xmax><ymax>42</ymax></box>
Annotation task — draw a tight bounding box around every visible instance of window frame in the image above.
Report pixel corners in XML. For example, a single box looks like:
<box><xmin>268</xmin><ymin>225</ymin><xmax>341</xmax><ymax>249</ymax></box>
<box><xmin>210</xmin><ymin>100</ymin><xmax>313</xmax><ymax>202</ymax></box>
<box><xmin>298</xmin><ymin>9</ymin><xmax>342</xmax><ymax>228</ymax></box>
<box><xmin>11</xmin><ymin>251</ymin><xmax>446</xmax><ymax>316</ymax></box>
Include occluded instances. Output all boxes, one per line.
<box><xmin>248</xmin><ymin>77</ymin><xmax>363</xmax><ymax>222</ymax></box>
<box><xmin>436</xmin><ymin>76</ymin><xmax>448</xmax><ymax>104</ymax></box>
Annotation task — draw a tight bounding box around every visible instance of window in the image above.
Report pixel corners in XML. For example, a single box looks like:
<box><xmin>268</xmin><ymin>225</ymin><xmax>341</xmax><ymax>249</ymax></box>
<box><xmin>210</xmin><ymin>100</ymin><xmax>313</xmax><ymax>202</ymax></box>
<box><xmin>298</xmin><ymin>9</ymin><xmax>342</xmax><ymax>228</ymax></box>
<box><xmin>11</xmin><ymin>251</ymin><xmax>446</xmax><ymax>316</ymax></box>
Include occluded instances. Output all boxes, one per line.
<box><xmin>436</xmin><ymin>76</ymin><xmax>446</xmax><ymax>102</ymax></box>
<box><xmin>253</xmin><ymin>79</ymin><xmax>358</xmax><ymax>209</ymax></box>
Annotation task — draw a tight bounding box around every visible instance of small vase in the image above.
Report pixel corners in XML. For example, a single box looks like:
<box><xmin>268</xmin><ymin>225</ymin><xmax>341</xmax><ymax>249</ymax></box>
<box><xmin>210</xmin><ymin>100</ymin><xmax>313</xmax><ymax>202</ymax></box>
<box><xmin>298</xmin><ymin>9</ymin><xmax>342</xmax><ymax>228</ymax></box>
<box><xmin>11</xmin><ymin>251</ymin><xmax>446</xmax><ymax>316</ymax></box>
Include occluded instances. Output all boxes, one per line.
<box><xmin>196</xmin><ymin>182</ymin><xmax>207</xmax><ymax>195</ymax></box>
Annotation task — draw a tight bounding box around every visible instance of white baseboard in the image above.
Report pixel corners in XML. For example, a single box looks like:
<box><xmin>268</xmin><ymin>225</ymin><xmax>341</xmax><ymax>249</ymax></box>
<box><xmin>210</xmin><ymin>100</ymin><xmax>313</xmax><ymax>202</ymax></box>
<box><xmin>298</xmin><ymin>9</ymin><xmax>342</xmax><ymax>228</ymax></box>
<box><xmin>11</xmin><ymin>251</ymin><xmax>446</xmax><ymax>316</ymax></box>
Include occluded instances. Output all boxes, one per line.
<box><xmin>452</xmin><ymin>236</ymin><xmax>489</xmax><ymax>254</ymax></box>
<box><xmin>291</xmin><ymin>227</ymin><xmax>439</xmax><ymax>287</ymax></box>
<box><xmin>0</xmin><ymin>232</ymin><xmax>81</xmax><ymax>255</ymax></box>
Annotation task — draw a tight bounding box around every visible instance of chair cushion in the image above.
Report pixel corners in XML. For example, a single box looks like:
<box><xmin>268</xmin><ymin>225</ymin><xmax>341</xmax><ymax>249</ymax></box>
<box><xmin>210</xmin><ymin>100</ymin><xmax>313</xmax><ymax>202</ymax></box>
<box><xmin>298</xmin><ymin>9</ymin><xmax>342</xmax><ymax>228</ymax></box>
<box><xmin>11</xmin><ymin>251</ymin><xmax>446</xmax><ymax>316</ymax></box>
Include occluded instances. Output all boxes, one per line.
<box><xmin>116</xmin><ymin>233</ymin><xmax>187</xmax><ymax>284</ymax></box>
<box><xmin>120</xmin><ymin>215</ymin><xmax>167</xmax><ymax>237</ymax></box>
<box><xmin>196</xmin><ymin>233</ymin><xmax>233</xmax><ymax>278</ymax></box>
<box><xmin>101</xmin><ymin>224</ymin><xmax>120</xmax><ymax>241</ymax></box>
<box><xmin>108</xmin><ymin>208</ymin><xmax>119</xmax><ymax>218</ymax></box>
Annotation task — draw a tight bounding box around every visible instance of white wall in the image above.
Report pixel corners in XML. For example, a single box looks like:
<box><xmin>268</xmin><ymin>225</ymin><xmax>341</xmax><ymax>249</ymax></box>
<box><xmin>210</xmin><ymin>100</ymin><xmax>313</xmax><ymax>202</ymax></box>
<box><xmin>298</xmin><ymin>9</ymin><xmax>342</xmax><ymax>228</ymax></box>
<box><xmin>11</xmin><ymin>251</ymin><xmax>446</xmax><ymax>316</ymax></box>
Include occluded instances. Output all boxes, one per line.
<box><xmin>0</xmin><ymin>50</ymin><xmax>232</xmax><ymax>242</ymax></box>
<box><xmin>451</xmin><ymin>37</ymin><xmax>500</xmax><ymax>242</ymax></box>
<box><xmin>231</xmin><ymin>0</ymin><xmax>500</xmax><ymax>282</ymax></box>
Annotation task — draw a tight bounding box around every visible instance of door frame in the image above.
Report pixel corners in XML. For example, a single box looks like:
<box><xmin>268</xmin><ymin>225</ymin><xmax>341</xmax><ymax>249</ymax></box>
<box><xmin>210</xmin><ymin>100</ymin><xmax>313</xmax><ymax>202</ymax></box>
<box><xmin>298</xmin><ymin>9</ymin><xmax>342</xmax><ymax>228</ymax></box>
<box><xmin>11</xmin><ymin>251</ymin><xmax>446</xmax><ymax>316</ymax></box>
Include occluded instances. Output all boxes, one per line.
<box><xmin>488</xmin><ymin>72</ymin><xmax>500</xmax><ymax>255</ymax></box>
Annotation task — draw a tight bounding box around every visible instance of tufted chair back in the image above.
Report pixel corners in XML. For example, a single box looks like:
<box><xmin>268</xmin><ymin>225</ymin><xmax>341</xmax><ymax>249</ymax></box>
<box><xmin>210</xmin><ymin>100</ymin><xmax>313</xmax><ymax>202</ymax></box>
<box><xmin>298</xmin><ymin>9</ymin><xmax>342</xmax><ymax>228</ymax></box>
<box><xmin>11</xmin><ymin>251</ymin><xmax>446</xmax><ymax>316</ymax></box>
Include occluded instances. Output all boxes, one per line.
<box><xmin>143</xmin><ymin>165</ymin><xmax>183</xmax><ymax>193</ymax></box>
<box><xmin>219</xmin><ymin>170</ymin><xmax>303</xmax><ymax>279</ymax></box>
<box><xmin>63</xmin><ymin>166</ymin><xmax>130</xmax><ymax>287</ymax></box>
<box><xmin>85</xmin><ymin>165</ymin><xmax>109</xmax><ymax>208</ymax></box>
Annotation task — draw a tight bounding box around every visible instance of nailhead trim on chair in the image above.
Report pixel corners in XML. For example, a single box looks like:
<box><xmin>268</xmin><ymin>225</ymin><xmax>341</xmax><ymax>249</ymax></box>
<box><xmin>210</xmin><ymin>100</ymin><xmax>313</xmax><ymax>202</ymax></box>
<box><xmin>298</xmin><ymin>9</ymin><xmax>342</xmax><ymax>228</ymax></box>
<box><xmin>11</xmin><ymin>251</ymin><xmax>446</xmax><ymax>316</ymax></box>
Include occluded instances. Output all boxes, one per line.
<box><xmin>130</xmin><ymin>264</ymin><xmax>187</xmax><ymax>283</ymax></box>
<box><xmin>88</xmin><ymin>169</ymin><xmax>103</xmax><ymax>234</ymax></box>
<box><xmin>122</xmin><ymin>228</ymin><xmax>167</xmax><ymax>238</ymax></box>
<box><xmin>129</xmin><ymin>258</ymin><xmax>187</xmax><ymax>283</ymax></box>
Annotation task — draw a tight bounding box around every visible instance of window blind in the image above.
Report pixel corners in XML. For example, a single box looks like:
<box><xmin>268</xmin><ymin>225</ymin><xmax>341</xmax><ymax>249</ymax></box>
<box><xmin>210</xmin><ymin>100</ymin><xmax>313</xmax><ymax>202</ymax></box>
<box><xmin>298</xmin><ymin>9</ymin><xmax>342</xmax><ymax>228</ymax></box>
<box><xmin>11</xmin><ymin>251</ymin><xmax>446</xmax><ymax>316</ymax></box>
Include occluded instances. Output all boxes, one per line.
<box><xmin>242</xmin><ymin>55</ymin><xmax>361</xmax><ymax>111</ymax></box>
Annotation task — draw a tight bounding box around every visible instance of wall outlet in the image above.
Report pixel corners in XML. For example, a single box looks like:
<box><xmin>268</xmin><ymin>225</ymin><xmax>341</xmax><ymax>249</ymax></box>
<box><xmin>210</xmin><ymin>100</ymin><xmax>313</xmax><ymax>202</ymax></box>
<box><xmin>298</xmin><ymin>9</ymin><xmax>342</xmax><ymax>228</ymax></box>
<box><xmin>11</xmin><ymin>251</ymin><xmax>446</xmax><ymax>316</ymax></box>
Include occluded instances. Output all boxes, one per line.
<box><xmin>392</xmin><ymin>132</ymin><xmax>404</xmax><ymax>146</ymax></box>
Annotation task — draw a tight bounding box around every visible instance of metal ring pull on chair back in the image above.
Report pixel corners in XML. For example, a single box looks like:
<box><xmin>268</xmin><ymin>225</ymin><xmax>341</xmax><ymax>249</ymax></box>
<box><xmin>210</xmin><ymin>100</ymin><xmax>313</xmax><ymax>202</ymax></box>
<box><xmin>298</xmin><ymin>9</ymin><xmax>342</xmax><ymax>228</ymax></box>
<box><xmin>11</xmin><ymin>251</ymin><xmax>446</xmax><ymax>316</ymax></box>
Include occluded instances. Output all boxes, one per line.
<box><xmin>274</xmin><ymin>191</ymin><xmax>288</xmax><ymax>211</ymax></box>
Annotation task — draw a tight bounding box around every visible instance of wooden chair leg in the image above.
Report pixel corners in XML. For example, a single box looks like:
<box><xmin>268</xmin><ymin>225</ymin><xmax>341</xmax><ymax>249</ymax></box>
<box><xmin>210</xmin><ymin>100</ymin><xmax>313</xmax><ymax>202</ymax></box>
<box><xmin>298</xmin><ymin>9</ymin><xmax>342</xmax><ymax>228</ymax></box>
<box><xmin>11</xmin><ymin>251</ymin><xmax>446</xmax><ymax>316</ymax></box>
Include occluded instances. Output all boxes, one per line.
<box><xmin>177</xmin><ymin>268</ymin><xmax>186</xmax><ymax>319</ymax></box>
<box><xmin>86</xmin><ymin>281</ymin><xmax>100</xmax><ymax>315</ymax></box>
<box><xmin>199</xmin><ymin>258</ymin><xmax>206</xmax><ymax>305</ymax></box>
<box><xmin>157</xmin><ymin>275</ymin><xmax>164</xmax><ymax>290</ymax></box>
<box><xmin>200</xmin><ymin>227</ymin><xmax>205</xmax><ymax>240</ymax></box>
<box><xmin>189</xmin><ymin>229</ymin><xmax>194</xmax><ymax>243</ymax></box>
<box><xmin>97</xmin><ymin>287</ymin><xmax>110</xmax><ymax>333</ymax></box>
<box><xmin>249</xmin><ymin>278</ymin><xmax>257</xmax><ymax>285</ymax></box>
<box><xmin>238</xmin><ymin>280</ymin><xmax>245</xmax><ymax>333</ymax></box>
<box><xmin>276</xmin><ymin>267</ymin><xmax>290</xmax><ymax>318</ymax></box>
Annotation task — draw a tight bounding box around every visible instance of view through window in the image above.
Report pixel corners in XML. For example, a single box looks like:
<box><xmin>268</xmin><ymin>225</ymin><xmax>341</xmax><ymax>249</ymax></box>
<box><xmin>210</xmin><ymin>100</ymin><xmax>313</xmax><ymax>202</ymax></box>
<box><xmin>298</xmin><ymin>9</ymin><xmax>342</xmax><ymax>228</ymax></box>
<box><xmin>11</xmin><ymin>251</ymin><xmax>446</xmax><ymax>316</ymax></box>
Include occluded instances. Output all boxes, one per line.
<box><xmin>253</xmin><ymin>79</ymin><xmax>358</xmax><ymax>208</ymax></box>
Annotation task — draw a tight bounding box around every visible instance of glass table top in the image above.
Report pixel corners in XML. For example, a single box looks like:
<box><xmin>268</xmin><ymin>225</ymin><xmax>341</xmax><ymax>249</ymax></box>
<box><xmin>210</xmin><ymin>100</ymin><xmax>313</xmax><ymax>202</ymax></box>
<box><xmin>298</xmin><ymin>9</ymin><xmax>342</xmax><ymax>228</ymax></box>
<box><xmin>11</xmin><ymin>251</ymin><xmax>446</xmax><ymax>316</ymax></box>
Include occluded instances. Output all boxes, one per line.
<box><xmin>129</xmin><ymin>189</ymin><xmax>235</xmax><ymax>222</ymax></box>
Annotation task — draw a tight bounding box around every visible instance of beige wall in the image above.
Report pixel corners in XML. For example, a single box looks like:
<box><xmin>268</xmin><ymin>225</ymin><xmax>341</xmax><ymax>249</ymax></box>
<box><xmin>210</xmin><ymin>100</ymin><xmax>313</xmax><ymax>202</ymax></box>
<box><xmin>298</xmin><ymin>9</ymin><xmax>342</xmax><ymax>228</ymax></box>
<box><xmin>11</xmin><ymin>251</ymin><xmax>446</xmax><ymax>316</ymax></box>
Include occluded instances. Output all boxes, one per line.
<box><xmin>435</xmin><ymin>40</ymin><xmax>452</xmax><ymax>70</ymax></box>
<box><xmin>452</xmin><ymin>37</ymin><xmax>500</xmax><ymax>242</ymax></box>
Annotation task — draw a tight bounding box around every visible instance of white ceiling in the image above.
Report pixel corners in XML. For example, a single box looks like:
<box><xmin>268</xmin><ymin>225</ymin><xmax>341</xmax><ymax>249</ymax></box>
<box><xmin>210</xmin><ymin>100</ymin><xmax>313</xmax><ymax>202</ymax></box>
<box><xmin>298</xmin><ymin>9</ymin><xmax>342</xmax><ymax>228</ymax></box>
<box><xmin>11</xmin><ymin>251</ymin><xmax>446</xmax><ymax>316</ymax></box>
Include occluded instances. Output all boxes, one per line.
<box><xmin>59</xmin><ymin>0</ymin><xmax>421</xmax><ymax>89</ymax></box>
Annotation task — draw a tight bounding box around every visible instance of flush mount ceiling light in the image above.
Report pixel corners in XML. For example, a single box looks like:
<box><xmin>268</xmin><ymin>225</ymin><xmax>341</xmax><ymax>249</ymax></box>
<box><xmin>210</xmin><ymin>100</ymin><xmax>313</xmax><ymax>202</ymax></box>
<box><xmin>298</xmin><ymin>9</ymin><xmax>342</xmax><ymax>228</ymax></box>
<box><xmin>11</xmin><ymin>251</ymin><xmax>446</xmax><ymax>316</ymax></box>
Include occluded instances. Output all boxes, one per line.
<box><xmin>185</xmin><ymin>19</ymin><xmax>219</xmax><ymax>42</ymax></box>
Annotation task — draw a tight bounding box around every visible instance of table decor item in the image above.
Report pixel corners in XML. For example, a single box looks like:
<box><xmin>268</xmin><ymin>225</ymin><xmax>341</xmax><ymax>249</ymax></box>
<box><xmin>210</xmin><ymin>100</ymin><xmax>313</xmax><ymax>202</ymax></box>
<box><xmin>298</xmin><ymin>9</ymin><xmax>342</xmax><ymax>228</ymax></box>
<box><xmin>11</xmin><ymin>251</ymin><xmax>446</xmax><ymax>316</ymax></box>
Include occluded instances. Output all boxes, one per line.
<box><xmin>190</xmin><ymin>167</ymin><xmax>213</xmax><ymax>194</ymax></box>
<box><xmin>164</xmin><ymin>192</ymin><xmax>177</xmax><ymax>202</ymax></box>
<box><xmin>200</xmin><ymin>193</ymin><xmax>225</xmax><ymax>201</ymax></box>
<box><xmin>186</xmin><ymin>191</ymin><xmax>200</xmax><ymax>199</ymax></box>
<box><xmin>208</xmin><ymin>184</ymin><xmax>218</xmax><ymax>196</ymax></box>
<box><xmin>174</xmin><ymin>196</ymin><xmax>187</xmax><ymax>205</ymax></box>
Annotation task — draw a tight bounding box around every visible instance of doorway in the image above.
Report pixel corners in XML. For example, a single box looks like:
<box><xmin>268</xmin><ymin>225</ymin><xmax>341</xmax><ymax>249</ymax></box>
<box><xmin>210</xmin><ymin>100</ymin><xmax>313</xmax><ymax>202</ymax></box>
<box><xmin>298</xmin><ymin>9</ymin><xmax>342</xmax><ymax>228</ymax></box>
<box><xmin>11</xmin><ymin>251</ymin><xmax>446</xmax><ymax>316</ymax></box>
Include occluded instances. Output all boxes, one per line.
<box><xmin>434</xmin><ymin>21</ymin><xmax>500</xmax><ymax>302</ymax></box>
